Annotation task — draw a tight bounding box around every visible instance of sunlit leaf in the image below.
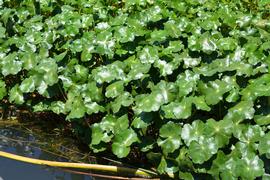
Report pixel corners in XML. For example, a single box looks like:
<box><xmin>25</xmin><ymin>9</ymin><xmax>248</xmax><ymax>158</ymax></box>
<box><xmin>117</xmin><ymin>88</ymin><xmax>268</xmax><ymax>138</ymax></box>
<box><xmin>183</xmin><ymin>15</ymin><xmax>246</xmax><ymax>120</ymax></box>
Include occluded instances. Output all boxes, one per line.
<box><xmin>112</xmin><ymin>128</ymin><xmax>138</xmax><ymax>158</ymax></box>
<box><xmin>188</xmin><ymin>137</ymin><xmax>218</xmax><ymax>164</ymax></box>
<box><xmin>105</xmin><ymin>81</ymin><xmax>124</xmax><ymax>98</ymax></box>
<box><xmin>9</xmin><ymin>85</ymin><xmax>24</xmax><ymax>105</ymax></box>
<box><xmin>235</xmin><ymin>152</ymin><xmax>264</xmax><ymax>179</ymax></box>
<box><xmin>157</xmin><ymin>122</ymin><xmax>182</xmax><ymax>155</ymax></box>
<box><xmin>0</xmin><ymin>80</ymin><xmax>7</xmax><ymax>100</ymax></box>
<box><xmin>258</xmin><ymin>132</ymin><xmax>270</xmax><ymax>155</ymax></box>
<box><xmin>20</xmin><ymin>76</ymin><xmax>35</xmax><ymax>93</ymax></box>
<box><xmin>181</xmin><ymin>120</ymin><xmax>205</xmax><ymax>146</ymax></box>
<box><xmin>1</xmin><ymin>53</ymin><xmax>22</xmax><ymax>76</ymax></box>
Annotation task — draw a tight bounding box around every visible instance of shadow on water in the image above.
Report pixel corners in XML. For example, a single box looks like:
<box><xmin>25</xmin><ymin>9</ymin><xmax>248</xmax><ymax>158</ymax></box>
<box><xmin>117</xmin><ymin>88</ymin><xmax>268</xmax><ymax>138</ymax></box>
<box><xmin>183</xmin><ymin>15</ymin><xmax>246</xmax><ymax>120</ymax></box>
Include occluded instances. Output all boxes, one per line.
<box><xmin>0</xmin><ymin>114</ymin><xmax>156</xmax><ymax>180</ymax></box>
<box><xmin>0</xmin><ymin>121</ymin><xmax>115</xmax><ymax>180</ymax></box>
<box><xmin>0</xmin><ymin>126</ymin><xmax>101</xmax><ymax>180</ymax></box>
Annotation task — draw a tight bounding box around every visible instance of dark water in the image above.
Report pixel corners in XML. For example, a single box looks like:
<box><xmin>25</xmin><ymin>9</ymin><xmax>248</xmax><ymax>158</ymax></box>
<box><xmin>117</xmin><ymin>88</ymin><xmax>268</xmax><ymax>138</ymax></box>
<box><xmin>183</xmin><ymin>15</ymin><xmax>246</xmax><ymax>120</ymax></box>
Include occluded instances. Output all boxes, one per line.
<box><xmin>0</xmin><ymin>127</ymin><xmax>93</xmax><ymax>180</ymax></box>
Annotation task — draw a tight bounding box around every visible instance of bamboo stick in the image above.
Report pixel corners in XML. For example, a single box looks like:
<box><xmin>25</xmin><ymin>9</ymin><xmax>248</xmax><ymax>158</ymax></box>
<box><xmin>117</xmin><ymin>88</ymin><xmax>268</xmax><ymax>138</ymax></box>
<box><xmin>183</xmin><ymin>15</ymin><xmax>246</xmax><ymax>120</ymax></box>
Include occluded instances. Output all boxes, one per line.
<box><xmin>0</xmin><ymin>151</ymin><xmax>169</xmax><ymax>178</ymax></box>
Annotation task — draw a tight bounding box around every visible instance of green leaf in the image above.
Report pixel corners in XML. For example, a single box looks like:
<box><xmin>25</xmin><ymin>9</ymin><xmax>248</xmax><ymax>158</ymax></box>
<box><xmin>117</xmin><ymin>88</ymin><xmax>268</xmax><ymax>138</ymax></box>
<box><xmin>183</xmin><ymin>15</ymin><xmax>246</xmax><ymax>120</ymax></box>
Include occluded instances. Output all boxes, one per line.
<box><xmin>66</xmin><ymin>96</ymin><xmax>86</xmax><ymax>119</ymax></box>
<box><xmin>224</xmin><ymin>101</ymin><xmax>255</xmax><ymax>124</ymax></box>
<box><xmin>19</xmin><ymin>76</ymin><xmax>35</xmax><ymax>93</ymax></box>
<box><xmin>235</xmin><ymin>152</ymin><xmax>264</xmax><ymax>179</ymax></box>
<box><xmin>138</xmin><ymin>46</ymin><xmax>159</xmax><ymax>64</ymax></box>
<box><xmin>85</xmin><ymin>102</ymin><xmax>105</xmax><ymax>115</ymax></box>
<box><xmin>126</xmin><ymin>58</ymin><xmax>151</xmax><ymax>80</ymax></box>
<box><xmin>114</xmin><ymin>115</ymin><xmax>130</xmax><ymax>134</ymax></box>
<box><xmin>36</xmin><ymin>58</ymin><xmax>58</xmax><ymax>86</ymax></box>
<box><xmin>192</xmin><ymin>96</ymin><xmax>211</xmax><ymax>111</ymax></box>
<box><xmin>0</xmin><ymin>25</ymin><xmax>6</xmax><ymax>38</ymax></box>
<box><xmin>92</xmin><ymin>61</ymin><xmax>126</xmax><ymax>83</ymax></box>
<box><xmin>181</xmin><ymin>120</ymin><xmax>205</xmax><ymax>146</ymax></box>
<box><xmin>114</xmin><ymin>26</ymin><xmax>135</xmax><ymax>43</ymax></box>
<box><xmin>105</xmin><ymin>81</ymin><xmax>124</xmax><ymax>98</ymax></box>
<box><xmin>74</xmin><ymin>64</ymin><xmax>89</xmax><ymax>82</ymax></box>
<box><xmin>157</xmin><ymin>156</ymin><xmax>179</xmax><ymax>175</ymax></box>
<box><xmin>258</xmin><ymin>132</ymin><xmax>270</xmax><ymax>155</ymax></box>
<box><xmin>50</xmin><ymin>101</ymin><xmax>66</xmax><ymax>114</ymax></box>
<box><xmin>81</xmin><ymin>48</ymin><xmax>93</xmax><ymax>62</ymax></box>
<box><xmin>132</xmin><ymin>112</ymin><xmax>153</xmax><ymax>129</ymax></box>
<box><xmin>198</xmin><ymin>79</ymin><xmax>233</xmax><ymax>105</ymax></box>
<box><xmin>217</xmin><ymin>37</ymin><xmax>238</xmax><ymax>51</ymax></box>
<box><xmin>150</xmin><ymin>30</ymin><xmax>168</xmax><ymax>42</ymax></box>
<box><xmin>157</xmin><ymin>122</ymin><xmax>182</xmax><ymax>155</ymax></box>
<box><xmin>254</xmin><ymin>114</ymin><xmax>270</xmax><ymax>125</ymax></box>
<box><xmin>82</xmin><ymin>82</ymin><xmax>103</xmax><ymax>102</ymax></box>
<box><xmin>162</xmin><ymin>41</ymin><xmax>184</xmax><ymax>54</ymax></box>
<box><xmin>233</xmin><ymin>125</ymin><xmax>264</xmax><ymax>144</ymax></box>
<box><xmin>54</xmin><ymin>51</ymin><xmax>67</xmax><ymax>62</ymax></box>
<box><xmin>188</xmin><ymin>137</ymin><xmax>218</xmax><ymax>164</ymax></box>
<box><xmin>21</xmin><ymin>52</ymin><xmax>38</xmax><ymax>70</ymax></box>
<box><xmin>161</xmin><ymin>98</ymin><xmax>192</xmax><ymax>119</ymax></box>
<box><xmin>111</xmin><ymin>143</ymin><xmax>130</xmax><ymax>158</ymax></box>
<box><xmin>112</xmin><ymin>128</ymin><xmax>138</xmax><ymax>158</ymax></box>
<box><xmin>33</xmin><ymin>102</ymin><xmax>49</xmax><ymax>112</ymax></box>
<box><xmin>210</xmin><ymin>151</ymin><xmax>237</xmax><ymax>179</ymax></box>
<box><xmin>9</xmin><ymin>85</ymin><xmax>24</xmax><ymax>105</ymax></box>
<box><xmin>179</xmin><ymin>171</ymin><xmax>194</xmax><ymax>180</ymax></box>
<box><xmin>154</xmin><ymin>59</ymin><xmax>173</xmax><ymax>76</ymax></box>
<box><xmin>111</xmin><ymin>92</ymin><xmax>133</xmax><ymax>113</ymax></box>
<box><xmin>205</xmin><ymin>119</ymin><xmax>233</xmax><ymax>147</ymax></box>
<box><xmin>91</xmin><ymin>124</ymin><xmax>113</xmax><ymax>145</ymax></box>
<box><xmin>176</xmin><ymin>70</ymin><xmax>200</xmax><ymax>98</ymax></box>
<box><xmin>157</xmin><ymin>156</ymin><xmax>168</xmax><ymax>174</ymax></box>
<box><xmin>139</xmin><ymin>137</ymin><xmax>155</xmax><ymax>152</ymax></box>
<box><xmin>0</xmin><ymin>80</ymin><xmax>7</xmax><ymax>100</ymax></box>
<box><xmin>134</xmin><ymin>93</ymin><xmax>164</xmax><ymax>113</ymax></box>
<box><xmin>226</xmin><ymin>88</ymin><xmax>240</xmax><ymax>103</ymax></box>
<box><xmin>1</xmin><ymin>53</ymin><xmax>22</xmax><ymax>76</ymax></box>
<box><xmin>95</xmin><ymin>30</ymin><xmax>115</xmax><ymax>57</ymax></box>
<box><xmin>113</xmin><ymin>128</ymin><xmax>138</xmax><ymax>147</ymax></box>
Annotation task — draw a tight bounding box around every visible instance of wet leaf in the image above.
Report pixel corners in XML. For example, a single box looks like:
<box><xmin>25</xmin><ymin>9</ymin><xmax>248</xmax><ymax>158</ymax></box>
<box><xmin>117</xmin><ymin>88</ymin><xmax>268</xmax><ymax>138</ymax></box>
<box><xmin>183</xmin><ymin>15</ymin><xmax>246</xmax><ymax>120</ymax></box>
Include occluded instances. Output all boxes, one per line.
<box><xmin>105</xmin><ymin>81</ymin><xmax>124</xmax><ymax>98</ymax></box>
<box><xmin>224</xmin><ymin>101</ymin><xmax>255</xmax><ymax>123</ymax></box>
<box><xmin>132</xmin><ymin>112</ymin><xmax>153</xmax><ymax>129</ymax></box>
<box><xmin>1</xmin><ymin>53</ymin><xmax>22</xmax><ymax>76</ymax></box>
<box><xmin>188</xmin><ymin>137</ymin><xmax>218</xmax><ymax>164</ymax></box>
<box><xmin>66</xmin><ymin>96</ymin><xmax>86</xmax><ymax>119</ymax></box>
<box><xmin>258</xmin><ymin>132</ymin><xmax>270</xmax><ymax>155</ymax></box>
<box><xmin>0</xmin><ymin>80</ymin><xmax>7</xmax><ymax>100</ymax></box>
<box><xmin>235</xmin><ymin>152</ymin><xmax>264</xmax><ymax>179</ymax></box>
<box><xmin>9</xmin><ymin>85</ymin><xmax>24</xmax><ymax>104</ymax></box>
<box><xmin>85</xmin><ymin>102</ymin><xmax>105</xmax><ymax>115</ymax></box>
<box><xmin>138</xmin><ymin>46</ymin><xmax>159</xmax><ymax>64</ymax></box>
<box><xmin>112</xmin><ymin>128</ymin><xmax>138</xmax><ymax>158</ymax></box>
<box><xmin>205</xmin><ymin>119</ymin><xmax>233</xmax><ymax>148</ymax></box>
<box><xmin>157</xmin><ymin>122</ymin><xmax>182</xmax><ymax>155</ymax></box>
<box><xmin>161</xmin><ymin>98</ymin><xmax>192</xmax><ymax>120</ymax></box>
<box><xmin>20</xmin><ymin>76</ymin><xmax>35</xmax><ymax>93</ymax></box>
<box><xmin>181</xmin><ymin>120</ymin><xmax>205</xmax><ymax>146</ymax></box>
<box><xmin>50</xmin><ymin>101</ymin><xmax>66</xmax><ymax>114</ymax></box>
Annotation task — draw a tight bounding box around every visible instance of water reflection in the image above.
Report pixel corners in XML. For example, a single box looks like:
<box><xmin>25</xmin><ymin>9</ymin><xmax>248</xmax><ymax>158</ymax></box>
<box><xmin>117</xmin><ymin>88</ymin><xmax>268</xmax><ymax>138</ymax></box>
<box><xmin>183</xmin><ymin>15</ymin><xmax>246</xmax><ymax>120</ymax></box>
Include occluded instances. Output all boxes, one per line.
<box><xmin>0</xmin><ymin>127</ymin><xmax>92</xmax><ymax>180</ymax></box>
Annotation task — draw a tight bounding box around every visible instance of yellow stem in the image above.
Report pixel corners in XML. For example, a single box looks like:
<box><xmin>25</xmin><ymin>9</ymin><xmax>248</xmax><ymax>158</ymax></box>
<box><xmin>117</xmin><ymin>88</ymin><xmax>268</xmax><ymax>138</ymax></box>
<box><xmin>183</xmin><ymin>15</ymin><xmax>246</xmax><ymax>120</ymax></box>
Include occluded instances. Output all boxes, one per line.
<box><xmin>0</xmin><ymin>150</ymin><xmax>164</xmax><ymax>178</ymax></box>
<box><xmin>0</xmin><ymin>119</ymin><xmax>19</xmax><ymax>125</ymax></box>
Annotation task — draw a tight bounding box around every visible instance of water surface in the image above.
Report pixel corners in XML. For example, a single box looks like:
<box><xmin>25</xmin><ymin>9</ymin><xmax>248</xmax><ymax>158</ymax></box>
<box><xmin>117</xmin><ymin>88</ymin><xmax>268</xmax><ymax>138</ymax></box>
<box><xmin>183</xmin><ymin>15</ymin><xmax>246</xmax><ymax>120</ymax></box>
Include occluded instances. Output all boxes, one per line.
<box><xmin>0</xmin><ymin>127</ymin><xmax>93</xmax><ymax>180</ymax></box>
